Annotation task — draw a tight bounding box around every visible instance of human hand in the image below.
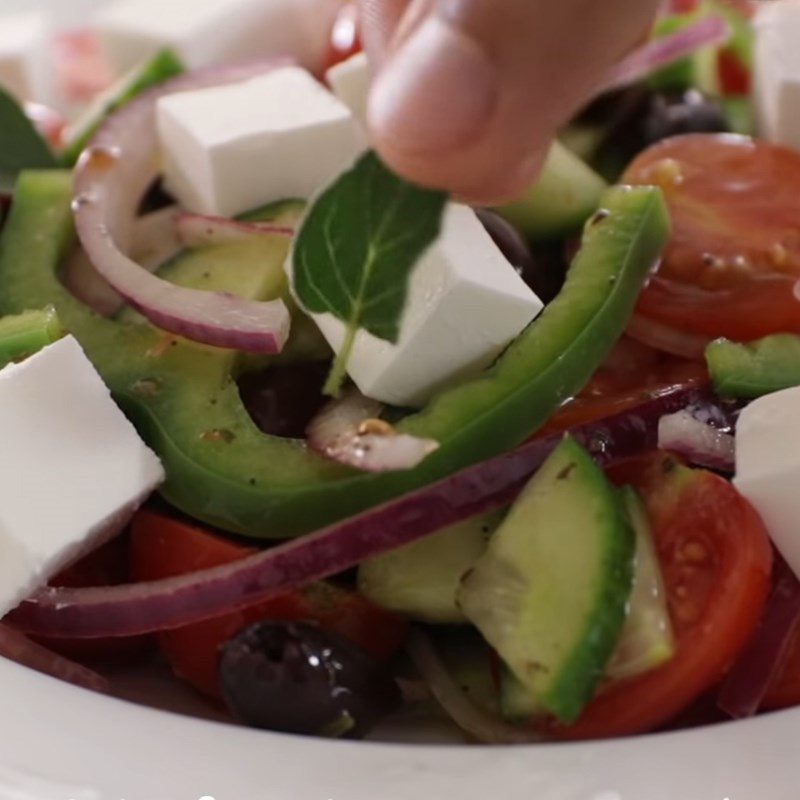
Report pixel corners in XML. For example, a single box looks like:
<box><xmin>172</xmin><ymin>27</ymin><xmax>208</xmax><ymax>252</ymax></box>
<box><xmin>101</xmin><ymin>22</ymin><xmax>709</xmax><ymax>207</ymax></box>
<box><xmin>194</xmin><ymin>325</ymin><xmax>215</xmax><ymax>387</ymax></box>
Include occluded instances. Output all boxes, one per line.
<box><xmin>359</xmin><ymin>0</ymin><xmax>661</xmax><ymax>202</ymax></box>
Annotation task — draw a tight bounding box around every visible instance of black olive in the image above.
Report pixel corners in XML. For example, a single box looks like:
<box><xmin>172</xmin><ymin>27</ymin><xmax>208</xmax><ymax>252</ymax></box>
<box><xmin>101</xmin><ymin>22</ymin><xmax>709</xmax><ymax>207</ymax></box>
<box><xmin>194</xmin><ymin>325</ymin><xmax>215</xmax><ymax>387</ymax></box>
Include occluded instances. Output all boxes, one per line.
<box><xmin>219</xmin><ymin>620</ymin><xmax>401</xmax><ymax>739</ymax></box>
<box><xmin>476</xmin><ymin>208</ymin><xmax>563</xmax><ymax>300</ymax></box>
<box><xmin>640</xmin><ymin>89</ymin><xmax>730</xmax><ymax>146</ymax></box>
<box><xmin>238</xmin><ymin>362</ymin><xmax>330</xmax><ymax>438</ymax></box>
<box><xmin>476</xmin><ymin>208</ymin><xmax>534</xmax><ymax>273</ymax></box>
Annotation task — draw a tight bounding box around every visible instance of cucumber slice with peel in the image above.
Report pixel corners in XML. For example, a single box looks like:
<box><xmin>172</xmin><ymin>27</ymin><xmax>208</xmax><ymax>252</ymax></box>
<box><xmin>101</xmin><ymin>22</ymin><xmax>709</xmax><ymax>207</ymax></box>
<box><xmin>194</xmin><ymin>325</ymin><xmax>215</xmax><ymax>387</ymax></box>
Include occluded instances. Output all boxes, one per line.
<box><xmin>358</xmin><ymin>510</ymin><xmax>504</xmax><ymax>624</ymax></box>
<box><xmin>495</xmin><ymin>141</ymin><xmax>607</xmax><ymax>241</ymax></box>
<box><xmin>605</xmin><ymin>487</ymin><xmax>674</xmax><ymax>682</ymax></box>
<box><xmin>458</xmin><ymin>436</ymin><xmax>635</xmax><ymax>724</ymax></box>
<box><xmin>498</xmin><ymin>485</ymin><xmax>674</xmax><ymax>722</ymax></box>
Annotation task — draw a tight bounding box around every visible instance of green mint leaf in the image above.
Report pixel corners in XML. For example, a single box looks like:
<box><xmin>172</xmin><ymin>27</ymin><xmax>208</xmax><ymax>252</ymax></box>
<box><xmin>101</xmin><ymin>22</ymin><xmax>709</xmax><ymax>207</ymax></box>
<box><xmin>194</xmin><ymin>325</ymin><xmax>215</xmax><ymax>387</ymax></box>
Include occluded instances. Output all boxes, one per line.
<box><xmin>292</xmin><ymin>150</ymin><xmax>448</xmax><ymax>397</ymax></box>
<box><xmin>0</xmin><ymin>87</ymin><xmax>58</xmax><ymax>193</ymax></box>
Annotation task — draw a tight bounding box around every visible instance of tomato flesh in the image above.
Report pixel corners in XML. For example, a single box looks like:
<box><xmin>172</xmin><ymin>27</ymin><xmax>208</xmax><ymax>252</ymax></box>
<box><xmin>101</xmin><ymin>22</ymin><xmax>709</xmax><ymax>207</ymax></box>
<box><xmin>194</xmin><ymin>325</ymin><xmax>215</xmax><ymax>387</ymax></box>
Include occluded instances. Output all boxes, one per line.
<box><xmin>130</xmin><ymin>509</ymin><xmax>407</xmax><ymax>699</ymax></box>
<box><xmin>625</xmin><ymin>134</ymin><xmax>800</xmax><ymax>342</ymax></box>
<box><xmin>553</xmin><ymin>453</ymin><xmax>772</xmax><ymax>739</ymax></box>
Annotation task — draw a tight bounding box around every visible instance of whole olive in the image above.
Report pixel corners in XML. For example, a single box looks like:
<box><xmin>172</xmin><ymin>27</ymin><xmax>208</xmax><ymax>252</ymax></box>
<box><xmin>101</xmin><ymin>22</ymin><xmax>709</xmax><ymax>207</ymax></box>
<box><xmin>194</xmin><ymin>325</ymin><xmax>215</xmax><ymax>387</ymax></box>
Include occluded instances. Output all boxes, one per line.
<box><xmin>219</xmin><ymin>620</ymin><xmax>401</xmax><ymax>739</ymax></box>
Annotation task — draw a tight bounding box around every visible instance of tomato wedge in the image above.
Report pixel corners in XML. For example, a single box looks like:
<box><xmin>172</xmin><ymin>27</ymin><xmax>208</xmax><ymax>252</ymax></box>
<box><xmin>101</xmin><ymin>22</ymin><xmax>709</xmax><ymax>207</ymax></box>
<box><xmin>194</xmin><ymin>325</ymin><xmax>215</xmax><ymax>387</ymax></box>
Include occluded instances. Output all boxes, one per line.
<box><xmin>625</xmin><ymin>134</ymin><xmax>800</xmax><ymax>343</ymax></box>
<box><xmin>552</xmin><ymin>453</ymin><xmax>772</xmax><ymax>739</ymax></box>
<box><xmin>130</xmin><ymin>509</ymin><xmax>407</xmax><ymax>699</ymax></box>
<box><xmin>541</xmin><ymin>337</ymin><xmax>707</xmax><ymax>435</ymax></box>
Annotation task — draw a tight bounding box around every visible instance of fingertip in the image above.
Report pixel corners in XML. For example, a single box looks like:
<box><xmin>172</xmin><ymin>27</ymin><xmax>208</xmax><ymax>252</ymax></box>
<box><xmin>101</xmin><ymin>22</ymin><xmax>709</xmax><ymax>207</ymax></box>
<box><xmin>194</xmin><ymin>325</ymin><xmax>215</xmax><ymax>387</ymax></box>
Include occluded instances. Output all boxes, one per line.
<box><xmin>371</xmin><ymin>137</ymin><xmax>547</xmax><ymax>206</ymax></box>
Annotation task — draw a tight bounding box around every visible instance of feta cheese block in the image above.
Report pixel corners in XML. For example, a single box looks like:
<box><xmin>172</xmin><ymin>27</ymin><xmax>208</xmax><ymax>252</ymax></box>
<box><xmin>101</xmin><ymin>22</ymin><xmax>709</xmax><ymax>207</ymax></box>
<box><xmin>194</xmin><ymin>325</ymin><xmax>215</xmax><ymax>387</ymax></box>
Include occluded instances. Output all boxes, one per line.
<box><xmin>158</xmin><ymin>66</ymin><xmax>366</xmax><ymax>217</ymax></box>
<box><xmin>754</xmin><ymin>0</ymin><xmax>800</xmax><ymax>150</ymax></box>
<box><xmin>735</xmin><ymin>385</ymin><xmax>800</xmax><ymax>577</ymax></box>
<box><xmin>301</xmin><ymin>204</ymin><xmax>544</xmax><ymax>407</ymax></box>
<box><xmin>96</xmin><ymin>0</ymin><xmax>340</xmax><ymax>75</ymax></box>
<box><xmin>0</xmin><ymin>336</ymin><xmax>164</xmax><ymax>617</ymax></box>
<box><xmin>326</xmin><ymin>51</ymin><xmax>372</xmax><ymax>125</ymax></box>
<box><xmin>0</xmin><ymin>11</ymin><xmax>50</xmax><ymax>103</ymax></box>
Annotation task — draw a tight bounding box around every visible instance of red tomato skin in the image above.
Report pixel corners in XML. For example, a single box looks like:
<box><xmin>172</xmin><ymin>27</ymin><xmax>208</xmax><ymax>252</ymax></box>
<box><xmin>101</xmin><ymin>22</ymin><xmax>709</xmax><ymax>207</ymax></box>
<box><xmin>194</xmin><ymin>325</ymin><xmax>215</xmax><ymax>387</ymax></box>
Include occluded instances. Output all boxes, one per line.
<box><xmin>550</xmin><ymin>454</ymin><xmax>773</xmax><ymax>739</ymax></box>
<box><xmin>130</xmin><ymin>509</ymin><xmax>407</xmax><ymax>699</ymax></box>
<box><xmin>625</xmin><ymin>134</ymin><xmax>800</xmax><ymax>342</ymax></box>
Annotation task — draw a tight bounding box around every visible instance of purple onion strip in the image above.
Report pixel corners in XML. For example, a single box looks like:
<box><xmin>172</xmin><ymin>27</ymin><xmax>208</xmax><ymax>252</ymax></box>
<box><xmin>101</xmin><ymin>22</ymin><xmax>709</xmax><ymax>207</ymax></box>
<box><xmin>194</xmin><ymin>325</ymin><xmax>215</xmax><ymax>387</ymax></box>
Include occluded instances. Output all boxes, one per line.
<box><xmin>7</xmin><ymin>385</ymin><xmax>722</xmax><ymax>640</ymax></box>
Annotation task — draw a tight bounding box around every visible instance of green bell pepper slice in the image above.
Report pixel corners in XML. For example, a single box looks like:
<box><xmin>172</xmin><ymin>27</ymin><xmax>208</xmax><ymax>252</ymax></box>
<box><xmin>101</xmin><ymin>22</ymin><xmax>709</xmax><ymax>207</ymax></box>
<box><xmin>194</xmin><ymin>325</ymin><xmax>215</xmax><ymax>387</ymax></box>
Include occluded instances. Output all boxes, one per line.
<box><xmin>0</xmin><ymin>171</ymin><xmax>668</xmax><ymax>538</ymax></box>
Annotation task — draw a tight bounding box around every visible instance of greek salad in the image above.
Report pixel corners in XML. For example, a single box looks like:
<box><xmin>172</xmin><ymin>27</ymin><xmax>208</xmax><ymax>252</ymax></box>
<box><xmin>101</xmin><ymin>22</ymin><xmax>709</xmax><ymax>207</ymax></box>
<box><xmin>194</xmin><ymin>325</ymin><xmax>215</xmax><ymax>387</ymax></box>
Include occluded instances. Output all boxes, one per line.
<box><xmin>0</xmin><ymin>0</ymin><xmax>798</xmax><ymax>744</ymax></box>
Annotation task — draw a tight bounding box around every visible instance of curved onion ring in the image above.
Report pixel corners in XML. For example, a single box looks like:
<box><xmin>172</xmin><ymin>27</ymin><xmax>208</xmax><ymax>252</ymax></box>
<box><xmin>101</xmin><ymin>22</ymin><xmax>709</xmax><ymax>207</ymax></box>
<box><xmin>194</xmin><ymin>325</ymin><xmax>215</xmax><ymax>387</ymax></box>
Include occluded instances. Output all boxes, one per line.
<box><xmin>606</xmin><ymin>15</ymin><xmax>730</xmax><ymax>93</ymax></box>
<box><xmin>6</xmin><ymin>385</ymin><xmax>725</xmax><ymax>640</ymax></box>
<box><xmin>627</xmin><ymin>313</ymin><xmax>712</xmax><ymax>360</ymax></box>
<box><xmin>405</xmin><ymin>629</ymin><xmax>543</xmax><ymax>744</ymax></box>
<box><xmin>718</xmin><ymin>560</ymin><xmax>800</xmax><ymax>719</ymax></box>
<box><xmin>63</xmin><ymin>206</ymin><xmax>181</xmax><ymax>316</ymax></box>
<box><xmin>307</xmin><ymin>388</ymin><xmax>440</xmax><ymax>472</ymax></box>
<box><xmin>72</xmin><ymin>60</ymin><xmax>293</xmax><ymax>353</ymax></box>
<box><xmin>176</xmin><ymin>213</ymin><xmax>294</xmax><ymax>249</ymax></box>
<box><xmin>657</xmin><ymin>409</ymin><xmax>736</xmax><ymax>472</ymax></box>
<box><xmin>0</xmin><ymin>624</ymin><xmax>108</xmax><ymax>693</ymax></box>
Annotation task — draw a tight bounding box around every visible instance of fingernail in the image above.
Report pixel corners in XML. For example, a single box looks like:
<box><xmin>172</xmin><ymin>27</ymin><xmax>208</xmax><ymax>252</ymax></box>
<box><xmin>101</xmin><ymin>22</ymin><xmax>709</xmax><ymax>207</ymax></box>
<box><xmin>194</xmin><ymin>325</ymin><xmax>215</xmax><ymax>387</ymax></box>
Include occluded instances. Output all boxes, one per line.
<box><xmin>369</xmin><ymin>15</ymin><xmax>498</xmax><ymax>154</ymax></box>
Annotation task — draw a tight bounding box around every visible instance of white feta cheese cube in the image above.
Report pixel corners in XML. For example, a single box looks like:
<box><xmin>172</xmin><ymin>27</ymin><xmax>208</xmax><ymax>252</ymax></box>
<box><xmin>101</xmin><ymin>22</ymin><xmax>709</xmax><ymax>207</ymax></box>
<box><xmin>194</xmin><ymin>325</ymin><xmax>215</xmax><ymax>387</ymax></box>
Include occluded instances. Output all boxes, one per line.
<box><xmin>734</xmin><ymin>386</ymin><xmax>800</xmax><ymax>577</ymax></box>
<box><xmin>0</xmin><ymin>336</ymin><xmax>164</xmax><ymax>617</ymax></box>
<box><xmin>326</xmin><ymin>51</ymin><xmax>372</xmax><ymax>125</ymax></box>
<box><xmin>158</xmin><ymin>66</ymin><xmax>366</xmax><ymax>217</ymax></box>
<box><xmin>754</xmin><ymin>0</ymin><xmax>800</xmax><ymax>150</ymax></box>
<box><xmin>302</xmin><ymin>204</ymin><xmax>544</xmax><ymax>407</ymax></box>
<box><xmin>0</xmin><ymin>11</ymin><xmax>50</xmax><ymax>103</ymax></box>
<box><xmin>96</xmin><ymin>0</ymin><xmax>341</xmax><ymax>75</ymax></box>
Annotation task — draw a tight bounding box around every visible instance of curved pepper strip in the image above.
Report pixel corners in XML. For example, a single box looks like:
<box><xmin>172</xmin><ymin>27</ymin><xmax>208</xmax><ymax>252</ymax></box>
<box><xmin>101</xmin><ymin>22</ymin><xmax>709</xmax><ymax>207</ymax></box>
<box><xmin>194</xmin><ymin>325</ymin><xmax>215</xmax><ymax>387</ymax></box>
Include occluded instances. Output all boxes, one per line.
<box><xmin>0</xmin><ymin>172</ymin><xmax>669</xmax><ymax>539</ymax></box>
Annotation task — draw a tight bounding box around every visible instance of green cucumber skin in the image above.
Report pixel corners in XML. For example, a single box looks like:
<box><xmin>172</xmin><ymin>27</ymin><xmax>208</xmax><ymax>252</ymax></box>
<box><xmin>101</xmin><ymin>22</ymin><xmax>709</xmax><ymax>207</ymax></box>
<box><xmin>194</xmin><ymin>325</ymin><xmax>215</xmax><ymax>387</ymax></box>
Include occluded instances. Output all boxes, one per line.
<box><xmin>357</xmin><ymin>511</ymin><xmax>503</xmax><ymax>624</ymax></box>
<box><xmin>0</xmin><ymin>172</ymin><xmax>668</xmax><ymax>539</ymax></box>
<box><xmin>498</xmin><ymin>486</ymin><xmax>673</xmax><ymax>722</ymax></box>
<box><xmin>706</xmin><ymin>334</ymin><xmax>800</xmax><ymax>399</ymax></box>
<box><xmin>496</xmin><ymin>141</ymin><xmax>608</xmax><ymax>241</ymax></box>
<box><xmin>459</xmin><ymin>437</ymin><xmax>636</xmax><ymax>725</ymax></box>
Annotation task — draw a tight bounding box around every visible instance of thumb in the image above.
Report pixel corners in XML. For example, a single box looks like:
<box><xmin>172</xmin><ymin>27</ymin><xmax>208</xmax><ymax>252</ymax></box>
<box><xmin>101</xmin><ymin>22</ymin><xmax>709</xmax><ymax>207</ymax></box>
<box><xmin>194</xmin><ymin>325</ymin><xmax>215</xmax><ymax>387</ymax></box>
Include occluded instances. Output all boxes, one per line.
<box><xmin>366</xmin><ymin>0</ymin><xmax>659</xmax><ymax>203</ymax></box>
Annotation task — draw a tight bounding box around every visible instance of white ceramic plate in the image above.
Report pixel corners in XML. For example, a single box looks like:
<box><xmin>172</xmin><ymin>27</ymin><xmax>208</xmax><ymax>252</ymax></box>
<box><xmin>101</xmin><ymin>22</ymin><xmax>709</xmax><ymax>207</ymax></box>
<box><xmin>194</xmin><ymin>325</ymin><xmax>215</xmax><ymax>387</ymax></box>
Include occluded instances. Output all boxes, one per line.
<box><xmin>1</xmin><ymin>654</ymin><xmax>798</xmax><ymax>800</ymax></box>
<box><xmin>3</xmin><ymin>2</ymin><xmax>797</xmax><ymax>798</ymax></box>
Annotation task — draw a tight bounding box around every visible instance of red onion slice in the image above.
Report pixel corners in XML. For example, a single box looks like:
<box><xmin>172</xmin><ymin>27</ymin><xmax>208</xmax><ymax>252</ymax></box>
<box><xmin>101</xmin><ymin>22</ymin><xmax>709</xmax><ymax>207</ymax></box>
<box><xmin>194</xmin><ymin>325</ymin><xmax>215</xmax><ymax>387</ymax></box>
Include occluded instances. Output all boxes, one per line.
<box><xmin>0</xmin><ymin>624</ymin><xmax>108</xmax><ymax>693</ymax></box>
<box><xmin>307</xmin><ymin>388</ymin><xmax>440</xmax><ymax>472</ymax></box>
<box><xmin>176</xmin><ymin>213</ymin><xmax>294</xmax><ymax>249</ymax></box>
<box><xmin>72</xmin><ymin>60</ymin><xmax>293</xmax><ymax>353</ymax></box>
<box><xmin>63</xmin><ymin>206</ymin><xmax>181</xmax><ymax>317</ymax></box>
<box><xmin>6</xmin><ymin>385</ymin><xmax>727</xmax><ymax>640</ymax></box>
<box><xmin>605</xmin><ymin>15</ymin><xmax>730</xmax><ymax>92</ymax></box>
<box><xmin>718</xmin><ymin>560</ymin><xmax>800</xmax><ymax>719</ymax></box>
<box><xmin>405</xmin><ymin>629</ymin><xmax>542</xmax><ymax>744</ymax></box>
<box><xmin>658</xmin><ymin>409</ymin><xmax>736</xmax><ymax>472</ymax></box>
<box><xmin>627</xmin><ymin>314</ymin><xmax>712</xmax><ymax>361</ymax></box>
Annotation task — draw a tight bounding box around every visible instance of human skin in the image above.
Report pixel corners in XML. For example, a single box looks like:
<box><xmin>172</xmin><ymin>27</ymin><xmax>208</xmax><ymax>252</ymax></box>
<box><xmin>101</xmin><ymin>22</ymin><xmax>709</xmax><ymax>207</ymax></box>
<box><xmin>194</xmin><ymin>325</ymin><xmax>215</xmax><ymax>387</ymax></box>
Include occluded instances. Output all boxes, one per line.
<box><xmin>359</xmin><ymin>0</ymin><xmax>662</xmax><ymax>202</ymax></box>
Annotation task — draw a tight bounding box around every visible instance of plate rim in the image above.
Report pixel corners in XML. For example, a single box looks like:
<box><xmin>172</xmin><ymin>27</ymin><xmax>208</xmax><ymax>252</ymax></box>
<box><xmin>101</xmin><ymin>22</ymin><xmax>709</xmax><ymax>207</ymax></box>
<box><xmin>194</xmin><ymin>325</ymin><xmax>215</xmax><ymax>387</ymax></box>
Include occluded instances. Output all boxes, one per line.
<box><xmin>2</xmin><ymin>655</ymin><xmax>798</xmax><ymax>800</ymax></box>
